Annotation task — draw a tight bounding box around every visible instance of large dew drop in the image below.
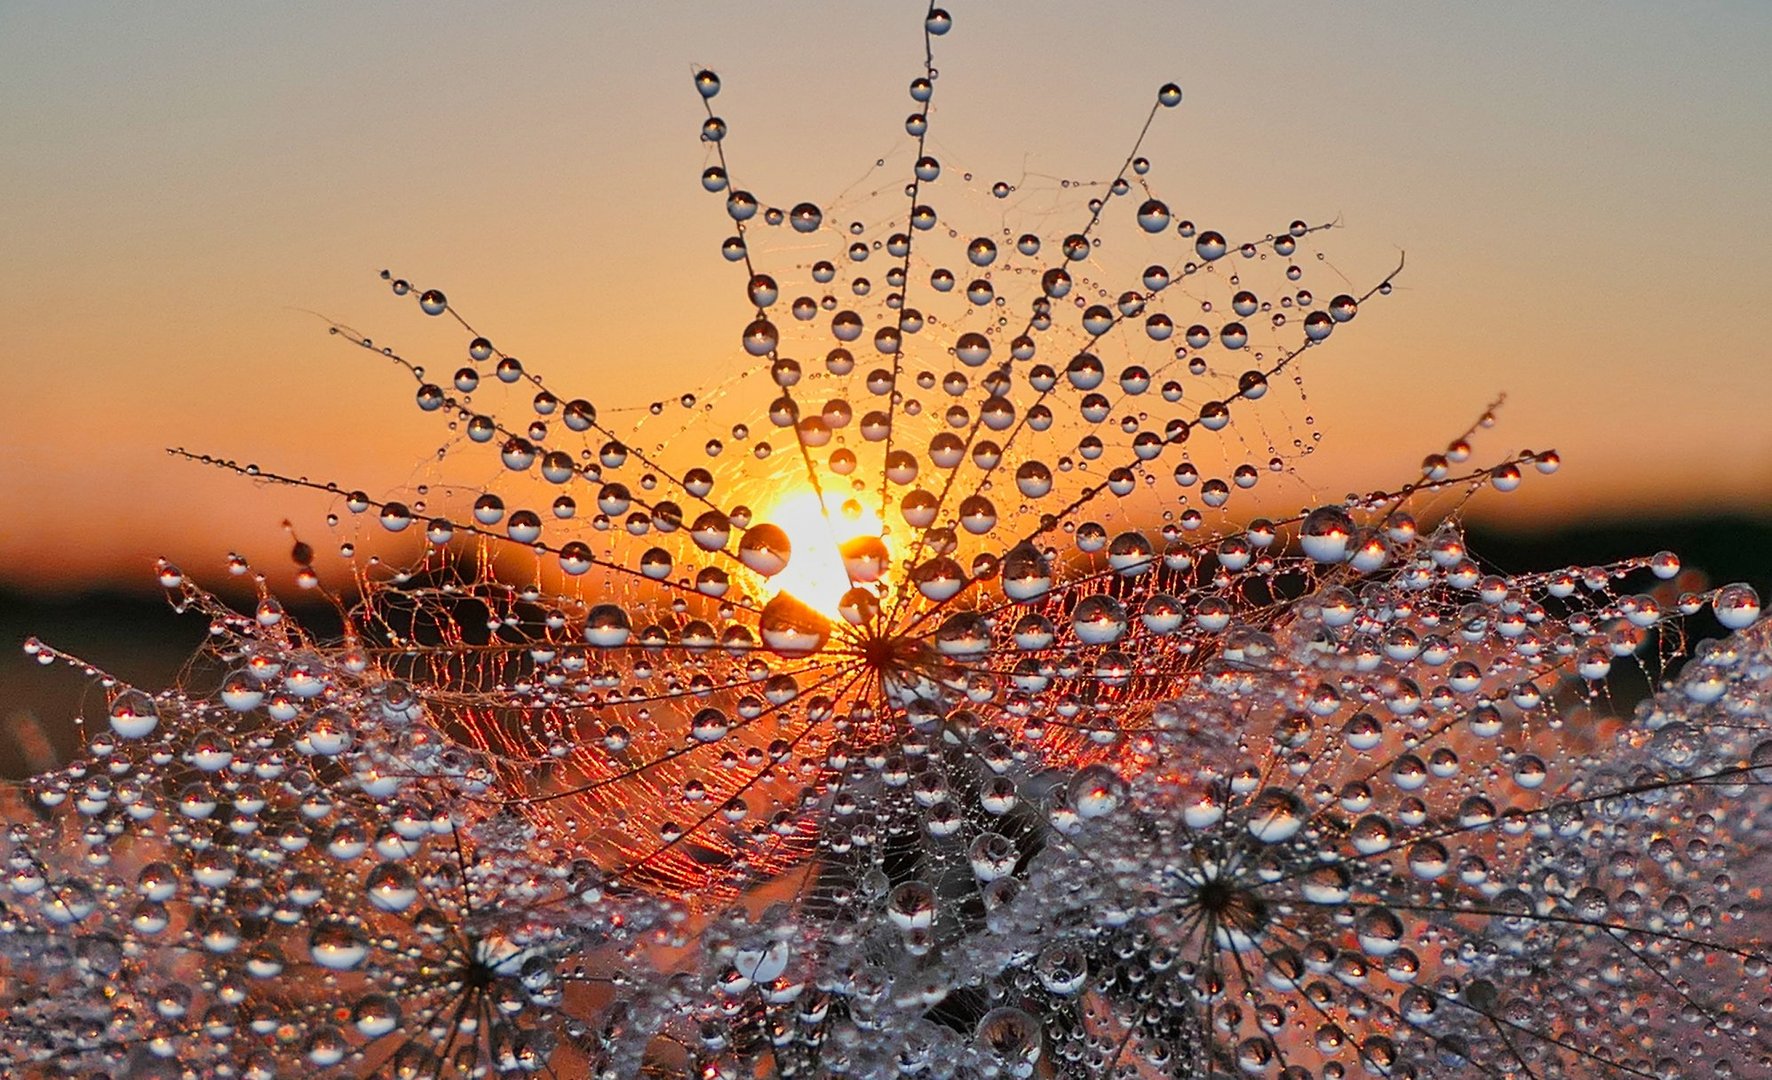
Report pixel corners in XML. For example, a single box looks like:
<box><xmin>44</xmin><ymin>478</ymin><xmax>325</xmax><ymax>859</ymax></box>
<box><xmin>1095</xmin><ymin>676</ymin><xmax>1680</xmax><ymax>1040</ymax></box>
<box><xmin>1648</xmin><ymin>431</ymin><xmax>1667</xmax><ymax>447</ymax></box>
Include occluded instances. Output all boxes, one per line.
<box><xmin>107</xmin><ymin>689</ymin><xmax>160</xmax><ymax>739</ymax></box>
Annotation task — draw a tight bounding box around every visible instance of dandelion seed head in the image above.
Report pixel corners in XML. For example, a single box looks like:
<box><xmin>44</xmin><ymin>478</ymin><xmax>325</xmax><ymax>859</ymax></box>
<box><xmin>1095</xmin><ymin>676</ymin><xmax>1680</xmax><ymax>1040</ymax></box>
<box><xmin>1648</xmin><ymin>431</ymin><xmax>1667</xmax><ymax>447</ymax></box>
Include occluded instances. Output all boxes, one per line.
<box><xmin>6</xmin><ymin>5</ymin><xmax>1769</xmax><ymax>1079</ymax></box>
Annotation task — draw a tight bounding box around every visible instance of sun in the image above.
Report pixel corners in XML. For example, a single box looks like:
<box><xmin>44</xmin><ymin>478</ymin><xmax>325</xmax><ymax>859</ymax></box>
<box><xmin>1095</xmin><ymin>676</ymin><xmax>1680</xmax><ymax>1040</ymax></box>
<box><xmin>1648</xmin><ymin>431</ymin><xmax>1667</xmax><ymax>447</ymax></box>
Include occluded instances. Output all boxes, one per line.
<box><xmin>754</xmin><ymin>489</ymin><xmax>885</xmax><ymax>619</ymax></box>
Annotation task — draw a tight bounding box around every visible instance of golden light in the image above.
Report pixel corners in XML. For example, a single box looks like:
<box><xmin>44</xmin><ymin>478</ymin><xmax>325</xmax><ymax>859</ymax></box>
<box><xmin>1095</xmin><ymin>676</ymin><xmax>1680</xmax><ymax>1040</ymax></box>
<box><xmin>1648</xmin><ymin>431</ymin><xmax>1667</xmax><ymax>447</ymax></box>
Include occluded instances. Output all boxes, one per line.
<box><xmin>754</xmin><ymin>489</ymin><xmax>885</xmax><ymax>619</ymax></box>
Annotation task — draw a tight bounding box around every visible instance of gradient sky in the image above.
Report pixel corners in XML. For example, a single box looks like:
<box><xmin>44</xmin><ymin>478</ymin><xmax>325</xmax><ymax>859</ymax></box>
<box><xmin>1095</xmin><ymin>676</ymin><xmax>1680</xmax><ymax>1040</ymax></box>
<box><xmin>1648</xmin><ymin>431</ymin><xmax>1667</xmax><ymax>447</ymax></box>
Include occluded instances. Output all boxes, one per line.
<box><xmin>4</xmin><ymin>2</ymin><xmax>1769</xmax><ymax>595</ymax></box>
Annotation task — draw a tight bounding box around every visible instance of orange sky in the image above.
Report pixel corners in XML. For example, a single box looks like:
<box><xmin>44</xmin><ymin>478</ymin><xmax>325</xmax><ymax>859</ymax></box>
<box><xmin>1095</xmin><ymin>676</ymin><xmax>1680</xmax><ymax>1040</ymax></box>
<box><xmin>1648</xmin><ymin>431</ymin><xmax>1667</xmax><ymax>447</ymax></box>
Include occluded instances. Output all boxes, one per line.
<box><xmin>3</xmin><ymin>3</ymin><xmax>1768</xmax><ymax>595</ymax></box>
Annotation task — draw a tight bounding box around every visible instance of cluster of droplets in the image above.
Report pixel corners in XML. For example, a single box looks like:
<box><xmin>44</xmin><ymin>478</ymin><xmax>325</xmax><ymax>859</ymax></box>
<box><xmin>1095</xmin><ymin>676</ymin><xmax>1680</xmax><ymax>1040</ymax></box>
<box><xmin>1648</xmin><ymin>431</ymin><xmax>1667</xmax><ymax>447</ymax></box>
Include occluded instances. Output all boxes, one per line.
<box><xmin>6</xmin><ymin>575</ymin><xmax>707</xmax><ymax>1077</ymax></box>
<box><xmin>832</xmin><ymin>563</ymin><xmax>1772</xmax><ymax>1079</ymax></box>
<box><xmin>9</xmin><ymin>5</ymin><xmax>1771</xmax><ymax>1078</ymax></box>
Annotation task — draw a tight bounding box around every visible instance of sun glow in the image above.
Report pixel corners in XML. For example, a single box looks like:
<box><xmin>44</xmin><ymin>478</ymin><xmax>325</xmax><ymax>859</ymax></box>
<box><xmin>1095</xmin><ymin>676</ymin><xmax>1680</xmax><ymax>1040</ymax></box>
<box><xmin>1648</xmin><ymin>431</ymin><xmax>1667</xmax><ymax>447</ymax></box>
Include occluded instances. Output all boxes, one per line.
<box><xmin>756</xmin><ymin>489</ymin><xmax>885</xmax><ymax>619</ymax></box>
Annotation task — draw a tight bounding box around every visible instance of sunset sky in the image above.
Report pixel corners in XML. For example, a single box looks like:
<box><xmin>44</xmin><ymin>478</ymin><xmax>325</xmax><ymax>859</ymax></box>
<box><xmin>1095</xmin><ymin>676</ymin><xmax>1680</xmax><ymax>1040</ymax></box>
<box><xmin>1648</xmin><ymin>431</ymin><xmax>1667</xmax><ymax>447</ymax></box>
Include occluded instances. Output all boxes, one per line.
<box><xmin>4</xmin><ymin>2</ymin><xmax>1769</xmax><ymax>596</ymax></box>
